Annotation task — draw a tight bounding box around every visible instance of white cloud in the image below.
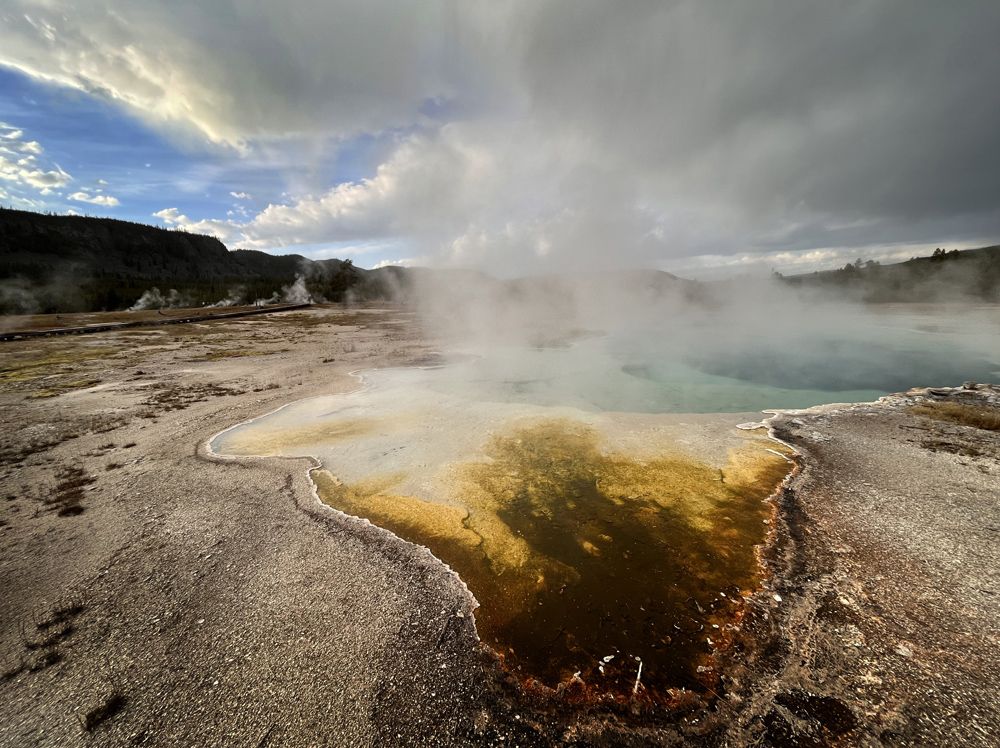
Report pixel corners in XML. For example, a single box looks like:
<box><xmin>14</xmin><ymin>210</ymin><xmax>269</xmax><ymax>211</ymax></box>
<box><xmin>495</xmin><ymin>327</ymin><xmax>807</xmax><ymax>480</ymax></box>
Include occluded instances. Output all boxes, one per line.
<box><xmin>229</xmin><ymin>191</ymin><xmax>252</xmax><ymax>200</ymax></box>
<box><xmin>151</xmin><ymin>127</ymin><xmax>486</xmax><ymax>249</ymax></box>
<box><xmin>153</xmin><ymin>207</ymin><xmax>237</xmax><ymax>240</ymax></box>
<box><xmin>372</xmin><ymin>258</ymin><xmax>417</xmax><ymax>269</ymax></box>
<box><xmin>151</xmin><ymin>122</ymin><xmax>671</xmax><ymax>273</ymax></box>
<box><xmin>0</xmin><ymin>190</ymin><xmax>45</xmax><ymax>210</ymax></box>
<box><xmin>0</xmin><ymin>121</ymin><xmax>72</xmax><ymax>197</ymax></box>
<box><xmin>0</xmin><ymin>159</ymin><xmax>71</xmax><ymax>189</ymax></box>
<box><xmin>153</xmin><ymin>207</ymin><xmax>184</xmax><ymax>224</ymax></box>
<box><xmin>68</xmin><ymin>190</ymin><xmax>119</xmax><ymax>207</ymax></box>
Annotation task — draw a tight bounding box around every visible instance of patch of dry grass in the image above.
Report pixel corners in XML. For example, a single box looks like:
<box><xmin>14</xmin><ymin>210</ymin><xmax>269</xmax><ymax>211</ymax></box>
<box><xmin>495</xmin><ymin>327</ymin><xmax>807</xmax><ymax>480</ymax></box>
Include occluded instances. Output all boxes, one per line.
<box><xmin>1</xmin><ymin>432</ymin><xmax>74</xmax><ymax>466</ymax></box>
<box><xmin>911</xmin><ymin>401</ymin><xmax>1000</xmax><ymax>431</ymax></box>
<box><xmin>0</xmin><ymin>347</ymin><xmax>120</xmax><ymax>385</ymax></box>
<box><xmin>139</xmin><ymin>382</ymin><xmax>239</xmax><ymax>417</ymax></box>
<box><xmin>0</xmin><ymin>339</ymin><xmax>147</xmax><ymax>400</ymax></box>
<box><xmin>26</xmin><ymin>377</ymin><xmax>102</xmax><ymax>399</ymax></box>
<box><xmin>45</xmin><ymin>466</ymin><xmax>95</xmax><ymax>516</ymax></box>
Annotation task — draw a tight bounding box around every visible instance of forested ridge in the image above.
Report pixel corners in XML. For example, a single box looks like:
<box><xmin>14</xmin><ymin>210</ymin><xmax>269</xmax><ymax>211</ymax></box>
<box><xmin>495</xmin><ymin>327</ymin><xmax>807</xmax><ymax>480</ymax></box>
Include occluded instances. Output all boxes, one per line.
<box><xmin>777</xmin><ymin>245</ymin><xmax>1000</xmax><ymax>301</ymax></box>
<box><xmin>0</xmin><ymin>208</ymin><xmax>404</xmax><ymax>312</ymax></box>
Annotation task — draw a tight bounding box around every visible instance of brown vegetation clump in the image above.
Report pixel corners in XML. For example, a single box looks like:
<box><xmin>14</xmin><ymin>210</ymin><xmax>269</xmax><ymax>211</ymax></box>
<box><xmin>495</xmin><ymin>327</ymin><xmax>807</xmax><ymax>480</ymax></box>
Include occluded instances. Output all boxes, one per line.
<box><xmin>4</xmin><ymin>598</ymin><xmax>86</xmax><ymax>682</ymax></box>
<box><xmin>911</xmin><ymin>401</ymin><xmax>1000</xmax><ymax>431</ymax></box>
<box><xmin>46</xmin><ymin>466</ymin><xmax>95</xmax><ymax>516</ymax></box>
<box><xmin>139</xmin><ymin>382</ymin><xmax>238</xmax><ymax>417</ymax></box>
<box><xmin>81</xmin><ymin>691</ymin><xmax>127</xmax><ymax>732</ymax></box>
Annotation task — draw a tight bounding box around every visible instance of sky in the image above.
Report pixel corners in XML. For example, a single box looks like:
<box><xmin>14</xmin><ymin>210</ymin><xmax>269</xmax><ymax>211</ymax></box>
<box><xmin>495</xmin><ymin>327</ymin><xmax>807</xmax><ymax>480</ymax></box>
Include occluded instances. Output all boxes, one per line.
<box><xmin>1</xmin><ymin>1</ymin><xmax>998</xmax><ymax>277</ymax></box>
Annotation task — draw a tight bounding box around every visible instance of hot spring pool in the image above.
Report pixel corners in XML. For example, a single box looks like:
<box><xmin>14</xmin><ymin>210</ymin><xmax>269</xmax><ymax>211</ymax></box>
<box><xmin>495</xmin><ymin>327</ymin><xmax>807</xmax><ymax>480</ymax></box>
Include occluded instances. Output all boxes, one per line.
<box><xmin>211</xmin><ymin>303</ymin><xmax>999</xmax><ymax>699</ymax></box>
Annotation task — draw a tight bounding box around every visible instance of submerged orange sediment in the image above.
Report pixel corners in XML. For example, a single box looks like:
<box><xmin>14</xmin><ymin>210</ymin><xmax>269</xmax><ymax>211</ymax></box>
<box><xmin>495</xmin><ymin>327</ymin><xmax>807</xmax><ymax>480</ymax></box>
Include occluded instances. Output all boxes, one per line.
<box><xmin>313</xmin><ymin>417</ymin><xmax>792</xmax><ymax>699</ymax></box>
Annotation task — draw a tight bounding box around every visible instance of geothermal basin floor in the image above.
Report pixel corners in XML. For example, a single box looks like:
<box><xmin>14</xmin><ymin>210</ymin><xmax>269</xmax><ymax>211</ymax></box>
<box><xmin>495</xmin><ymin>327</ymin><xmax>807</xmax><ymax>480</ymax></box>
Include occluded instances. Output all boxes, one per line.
<box><xmin>0</xmin><ymin>305</ymin><xmax>997</xmax><ymax>746</ymax></box>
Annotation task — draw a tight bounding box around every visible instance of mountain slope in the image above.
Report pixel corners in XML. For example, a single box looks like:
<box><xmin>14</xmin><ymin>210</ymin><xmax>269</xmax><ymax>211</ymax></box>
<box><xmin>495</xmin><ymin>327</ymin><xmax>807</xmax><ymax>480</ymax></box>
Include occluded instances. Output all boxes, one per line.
<box><xmin>778</xmin><ymin>245</ymin><xmax>1000</xmax><ymax>301</ymax></box>
<box><xmin>0</xmin><ymin>208</ymin><xmax>379</xmax><ymax>312</ymax></box>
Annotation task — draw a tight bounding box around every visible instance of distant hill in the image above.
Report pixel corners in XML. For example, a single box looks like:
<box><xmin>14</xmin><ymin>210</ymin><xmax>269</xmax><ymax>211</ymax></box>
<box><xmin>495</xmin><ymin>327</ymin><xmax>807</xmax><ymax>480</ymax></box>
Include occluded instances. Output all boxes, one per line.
<box><xmin>0</xmin><ymin>208</ymin><xmax>407</xmax><ymax>313</ymax></box>
<box><xmin>777</xmin><ymin>245</ymin><xmax>1000</xmax><ymax>302</ymax></box>
<box><xmin>2</xmin><ymin>208</ymin><xmax>998</xmax><ymax>313</ymax></box>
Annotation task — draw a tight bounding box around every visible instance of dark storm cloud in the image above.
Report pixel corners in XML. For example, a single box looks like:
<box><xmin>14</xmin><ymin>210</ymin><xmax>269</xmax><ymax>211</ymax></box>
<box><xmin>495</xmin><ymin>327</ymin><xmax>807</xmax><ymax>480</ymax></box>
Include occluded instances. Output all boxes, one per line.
<box><xmin>511</xmin><ymin>1</ymin><xmax>1000</xmax><ymax>236</ymax></box>
<box><xmin>1</xmin><ymin>1</ymin><xmax>997</xmax><ymax>271</ymax></box>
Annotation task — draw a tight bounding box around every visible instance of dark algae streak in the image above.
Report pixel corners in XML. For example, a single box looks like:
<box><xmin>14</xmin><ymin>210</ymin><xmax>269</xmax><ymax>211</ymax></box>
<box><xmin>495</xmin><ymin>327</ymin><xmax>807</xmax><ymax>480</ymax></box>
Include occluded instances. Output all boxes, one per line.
<box><xmin>315</xmin><ymin>418</ymin><xmax>792</xmax><ymax>703</ymax></box>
